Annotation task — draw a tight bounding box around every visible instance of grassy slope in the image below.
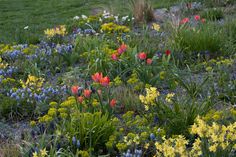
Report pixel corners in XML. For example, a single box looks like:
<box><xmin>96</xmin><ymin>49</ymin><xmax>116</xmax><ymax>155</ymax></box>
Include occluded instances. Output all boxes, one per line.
<box><xmin>0</xmin><ymin>0</ymin><xmax>181</xmax><ymax>43</ymax></box>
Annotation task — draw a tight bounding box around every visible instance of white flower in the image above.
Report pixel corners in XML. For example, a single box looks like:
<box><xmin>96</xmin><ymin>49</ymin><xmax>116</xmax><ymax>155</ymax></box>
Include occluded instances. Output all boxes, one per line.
<box><xmin>122</xmin><ymin>16</ymin><xmax>129</xmax><ymax>21</ymax></box>
<box><xmin>114</xmin><ymin>16</ymin><xmax>119</xmax><ymax>22</ymax></box>
<box><xmin>103</xmin><ymin>10</ymin><xmax>112</xmax><ymax>18</ymax></box>
<box><xmin>103</xmin><ymin>10</ymin><xmax>110</xmax><ymax>16</ymax></box>
<box><xmin>81</xmin><ymin>15</ymin><xmax>87</xmax><ymax>19</ymax></box>
<box><xmin>24</xmin><ymin>26</ymin><xmax>29</xmax><ymax>30</ymax></box>
<box><xmin>73</xmin><ymin>16</ymin><xmax>80</xmax><ymax>20</ymax></box>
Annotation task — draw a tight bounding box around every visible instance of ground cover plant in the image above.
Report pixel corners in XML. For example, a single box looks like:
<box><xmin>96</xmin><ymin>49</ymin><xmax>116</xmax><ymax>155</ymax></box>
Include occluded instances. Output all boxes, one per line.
<box><xmin>0</xmin><ymin>0</ymin><xmax>236</xmax><ymax>157</ymax></box>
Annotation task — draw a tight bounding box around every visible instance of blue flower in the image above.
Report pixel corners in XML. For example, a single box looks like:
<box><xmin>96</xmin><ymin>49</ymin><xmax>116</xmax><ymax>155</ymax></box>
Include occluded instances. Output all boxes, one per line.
<box><xmin>72</xmin><ymin>136</ymin><xmax>76</xmax><ymax>145</ymax></box>
<box><xmin>150</xmin><ymin>133</ymin><xmax>155</xmax><ymax>140</ymax></box>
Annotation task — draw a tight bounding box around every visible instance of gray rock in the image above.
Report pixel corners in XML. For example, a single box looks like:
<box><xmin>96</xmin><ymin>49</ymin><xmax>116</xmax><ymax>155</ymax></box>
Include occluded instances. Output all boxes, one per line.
<box><xmin>153</xmin><ymin>8</ymin><xmax>169</xmax><ymax>23</ymax></box>
<box><xmin>170</xmin><ymin>5</ymin><xmax>183</xmax><ymax>15</ymax></box>
<box><xmin>191</xmin><ymin>2</ymin><xmax>202</xmax><ymax>10</ymax></box>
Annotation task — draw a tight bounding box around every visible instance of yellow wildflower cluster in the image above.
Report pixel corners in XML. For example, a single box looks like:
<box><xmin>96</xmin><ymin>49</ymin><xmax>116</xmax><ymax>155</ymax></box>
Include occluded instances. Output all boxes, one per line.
<box><xmin>22</xmin><ymin>44</ymin><xmax>38</xmax><ymax>55</ymax></box>
<box><xmin>127</xmin><ymin>72</ymin><xmax>143</xmax><ymax>91</ymax></box>
<box><xmin>38</xmin><ymin>98</ymin><xmax>74</xmax><ymax>123</ymax></box>
<box><xmin>113</xmin><ymin>76</ymin><xmax>122</xmax><ymax>86</ymax></box>
<box><xmin>102</xmin><ymin>45</ymin><xmax>116</xmax><ymax>55</ymax></box>
<box><xmin>127</xmin><ymin>72</ymin><xmax>138</xmax><ymax>84</ymax></box>
<box><xmin>58</xmin><ymin>97</ymin><xmax>77</xmax><ymax>118</ymax></box>
<box><xmin>20</xmin><ymin>75</ymin><xmax>44</xmax><ymax>90</ymax></box>
<box><xmin>0</xmin><ymin>44</ymin><xmax>14</xmax><ymax>54</ymax></box>
<box><xmin>60</xmin><ymin>96</ymin><xmax>76</xmax><ymax>108</ymax></box>
<box><xmin>30</xmin><ymin>120</ymin><xmax>36</xmax><ymax>127</ymax></box>
<box><xmin>191</xmin><ymin>116</ymin><xmax>236</xmax><ymax>153</ymax></box>
<box><xmin>159</xmin><ymin>71</ymin><xmax>166</xmax><ymax>80</ymax></box>
<box><xmin>152</xmin><ymin>23</ymin><xmax>161</xmax><ymax>31</ymax></box>
<box><xmin>202</xmin><ymin>57</ymin><xmax>234</xmax><ymax>72</ymax></box>
<box><xmin>123</xmin><ymin>133</ymin><xmax>140</xmax><ymax>145</ymax></box>
<box><xmin>165</xmin><ymin>93</ymin><xmax>175</xmax><ymax>103</ymax></box>
<box><xmin>92</xmin><ymin>98</ymin><xmax>99</xmax><ymax>107</ymax></box>
<box><xmin>44</xmin><ymin>25</ymin><xmax>67</xmax><ymax>38</ymax></box>
<box><xmin>150</xmin><ymin>117</ymin><xmax>236</xmax><ymax>156</ymax></box>
<box><xmin>215</xmin><ymin>58</ymin><xmax>234</xmax><ymax>66</ymax></box>
<box><xmin>32</xmin><ymin>148</ymin><xmax>48</xmax><ymax>157</ymax></box>
<box><xmin>139</xmin><ymin>87</ymin><xmax>159</xmax><ymax>110</ymax></box>
<box><xmin>0</xmin><ymin>57</ymin><xmax>9</xmax><ymax>70</ymax></box>
<box><xmin>1</xmin><ymin>78</ymin><xmax>16</xmax><ymax>84</ymax></box>
<box><xmin>202</xmin><ymin>109</ymin><xmax>223</xmax><ymax>121</ymax></box>
<box><xmin>38</xmin><ymin>114</ymin><xmax>53</xmax><ymax>123</ymax></box>
<box><xmin>101</xmin><ymin>22</ymin><xmax>130</xmax><ymax>33</ymax></box>
<box><xmin>0</xmin><ymin>62</ymin><xmax>8</xmax><ymax>69</ymax></box>
<box><xmin>155</xmin><ymin>135</ymin><xmax>188</xmax><ymax>157</ymax></box>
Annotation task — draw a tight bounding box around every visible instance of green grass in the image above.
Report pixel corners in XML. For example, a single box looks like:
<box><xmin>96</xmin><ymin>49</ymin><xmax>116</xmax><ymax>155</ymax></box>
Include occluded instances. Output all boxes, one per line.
<box><xmin>0</xmin><ymin>0</ymin><xmax>128</xmax><ymax>43</ymax></box>
<box><xmin>0</xmin><ymin>0</ymin><xmax>183</xmax><ymax>43</ymax></box>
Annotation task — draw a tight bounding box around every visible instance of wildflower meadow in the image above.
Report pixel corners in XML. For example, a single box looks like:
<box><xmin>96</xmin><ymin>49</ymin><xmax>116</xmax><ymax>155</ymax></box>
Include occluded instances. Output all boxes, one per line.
<box><xmin>0</xmin><ymin>0</ymin><xmax>236</xmax><ymax>157</ymax></box>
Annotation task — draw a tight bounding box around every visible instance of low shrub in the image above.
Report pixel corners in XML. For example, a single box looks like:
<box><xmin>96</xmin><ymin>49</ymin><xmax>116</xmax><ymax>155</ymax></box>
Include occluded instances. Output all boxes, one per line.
<box><xmin>169</xmin><ymin>20</ymin><xmax>226</xmax><ymax>64</ymax></box>
<box><xmin>200</xmin><ymin>8</ymin><xmax>224</xmax><ymax>21</ymax></box>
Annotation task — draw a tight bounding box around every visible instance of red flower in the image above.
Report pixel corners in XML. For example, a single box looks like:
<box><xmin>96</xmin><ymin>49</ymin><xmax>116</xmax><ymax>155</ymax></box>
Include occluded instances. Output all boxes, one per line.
<box><xmin>100</xmin><ymin>76</ymin><xmax>110</xmax><ymax>87</ymax></box>
<box><xmin>83</xmin><ymin>89</ymin><xmax>92</xmax><ymax>98</ymax></box>
<box><xmin>117</xmin><ymin>44</ymin><xmax>127</xmax><ymax>54</ymax></box>
<box><xmin>111</xmin><ymin>53</ymin><xmax>118</xmax><ymax>60</ymax></box>
<box><xmin>138</xmin><ymin>52</ymin><xmax>147</xmax><ymax>60</ymax></box>
<box><xmin>201</xmin><ymin>18</ymin><xmax>206</xmax><ymax>23</ymax></box>
<box><xmin>120</xmin><ymin>44</ymin><xmax>127</xmax><ymax>51</ymax></box>
<box><xmin>165</xmin><ymin>50</ymin><xmax>171</xmax><ymax>56</ymax></box>
<box><xmin>194</xmin><ymin>15</ymin><xmax>200</xmax><ymax>21</ymax></box>
<box><xmin>77</xmin><ymin>96</ymin><xmax>84</xmax><ymax>103</ymax></box>
<box><xmin>110</xmin><ymin>99</ymin><xmax>117</xmax><ymax>108</ymax></box>
<box><xmin>92</xmin><ymin>72</ymin><xmax>103</xmax><ymax>82</ymax></box>
<box><xmin>180</xmin><ymin>18</ymin><xmax>189</xmax><ymax>24</ymax></box>
<box><xmin>146</xmin><ymin>58</ymin><xmax>153</xmax><ymax>65</ymax></box>
<box><xmin>71</xmin><ymin>86</ymin><xmax>79</xmax><ymax>95</ymax></box>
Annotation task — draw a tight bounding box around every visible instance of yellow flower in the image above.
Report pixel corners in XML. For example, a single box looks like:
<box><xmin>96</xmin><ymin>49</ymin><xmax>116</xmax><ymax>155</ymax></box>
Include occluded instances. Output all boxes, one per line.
<box><xmin>139</xmin><ymin>87</ymin><xmax>159</xmax><ymax>106</ymax></box>
<box><xmin>209</xmin><ymin>144</ymin><xmax>217</xmax><ymax>152</ymax></box>
<box><xmin>101</xmin><ymin>22</ymin><xmax>130</xmax><ymax>34</ymax></box>
<box><xmin>114</xmin><ymin>76</ymin><xmax>122</xmax><ymax>86</ymax></box>
<box><xmin>159</xmin><ymin>71</ymin><xmax>166</xmax><ymax>80</ymax></box>
<box><xmin>44</xmin><ymin>25</ymin><xmax>67</xmax><ymax>38</ymax></box>
<box><xmin>30</xmin><ymin>121</ymin><xmax>36</xmax><ymax>127</ymax></box>
<box><xmin>47</xmin><ymin>108</ymin><xmax>57</xmax><ymax>116</ymax></box>
<box><xmin>206</xmin><ymin>66</ymin><xmax>213</xmax><ymax>72</ymax></box>
<box><xmin>92</xmin><ymin>99</ymin><xmax>99</xmax><ymax>107</ymax></box>
<box><xmin>152</xmin><ymin>23</ymin><xmax>160</xmax><ymax>31</ymax></box>
<box><xmin>191</xmin><ymin>138</ymin><xmax>202</xmax><ymax>156</ymax></box>
<box><xmin>230</xmin><ymin>108</ymin><xmax>236</xmax><ymax>116</ymax></box>
<box><xmin>39</xmin><ymin>115</ymin><xmax>53</xmax><ymax>123</ymax></box>
<box><xmin>49</xmin><ymin>101</ymin><xmax>58</xmax><ymax>107</ymax></box>
<box><xmin>32</xmin><ymin>152</ymin><xmax>38</xmax><ymax>157</ymax></box>
<box><xmin>40</xmin><ymin>148</ymin><xmax>48</xmax><ymax>157</ymax></box>
<box><xmin>58</xmin><ymin>107</ymin><xmax>67</xmax><ymax>113</ymax></box>
<box><xmin>144</xmin><ymin>143</ymin><xmax>150</xmax><ymax>149</ymax></box>
<box><xmin>165</xmin><ymin>93</ymin><xmax>175</xmax><ymax>103</ymax></box>
<box><xmin>60</xmin><ymin>112</ymin><xmax>68</xmax><ymax>118</ymax></box>
<box><xmin>21</xmin><ymin>75</ymin><xmax>44</xmax><ymax>90</ymax></box>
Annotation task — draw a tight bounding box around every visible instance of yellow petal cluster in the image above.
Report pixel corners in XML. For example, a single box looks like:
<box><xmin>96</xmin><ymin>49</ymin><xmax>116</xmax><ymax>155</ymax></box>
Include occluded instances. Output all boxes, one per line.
<box><xmin>44</xmin><ymin>25</ymin><xmax>67</xmax><ymax>38</ymax></box>
<box><xmin>20</xmin><ymin>75</ymin><xmax>44</xmax><ymax>90</ymax></box>
<box><xmin>139</xmin><ymin>87</ymin><xmax>159</xmax><ymax>110</ymax></box>
<box><xmin>155</xmin><ymin>135</ymin><xmax>188</xmax><ymax>157</ymax></box>
<box><xmin>165</xmin><ymin>93</ymin><xmax>175</xmax><ymax>103</ymax></box>
<box><xmin>190</xmin><ymin>116</ymin><xmax>236</xmax><ymax>153</ymax></box>
<box><xmin>101</xmin><ymin>22</ymin><xmax>130</xmax><ymax>33</ymax></box>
